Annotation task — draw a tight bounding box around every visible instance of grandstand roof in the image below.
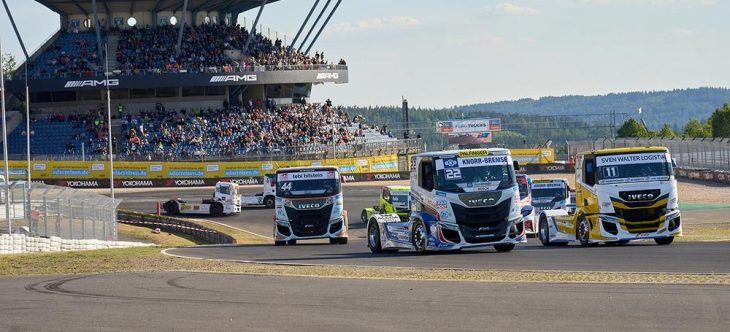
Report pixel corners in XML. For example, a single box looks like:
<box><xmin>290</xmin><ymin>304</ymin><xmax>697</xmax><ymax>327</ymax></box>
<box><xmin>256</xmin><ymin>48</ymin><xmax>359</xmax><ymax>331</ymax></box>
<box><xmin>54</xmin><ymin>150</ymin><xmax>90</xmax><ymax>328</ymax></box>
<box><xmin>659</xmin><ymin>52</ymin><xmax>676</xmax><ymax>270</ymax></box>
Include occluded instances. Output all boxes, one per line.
<box><xmin>36</xmin><ymin>0</ymin><xmax>280</xmax><ymax>17</ymax></box>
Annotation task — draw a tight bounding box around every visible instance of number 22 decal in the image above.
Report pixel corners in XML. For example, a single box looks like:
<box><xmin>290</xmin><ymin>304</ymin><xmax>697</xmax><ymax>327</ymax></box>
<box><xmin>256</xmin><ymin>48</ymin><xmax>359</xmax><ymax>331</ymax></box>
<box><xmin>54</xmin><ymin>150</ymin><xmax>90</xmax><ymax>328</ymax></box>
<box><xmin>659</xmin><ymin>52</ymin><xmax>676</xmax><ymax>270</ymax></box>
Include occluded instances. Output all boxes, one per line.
<box><xmin>445</xmin><ymin>169</ymin><xmax>462</xmax><ymax>180</ymax></box>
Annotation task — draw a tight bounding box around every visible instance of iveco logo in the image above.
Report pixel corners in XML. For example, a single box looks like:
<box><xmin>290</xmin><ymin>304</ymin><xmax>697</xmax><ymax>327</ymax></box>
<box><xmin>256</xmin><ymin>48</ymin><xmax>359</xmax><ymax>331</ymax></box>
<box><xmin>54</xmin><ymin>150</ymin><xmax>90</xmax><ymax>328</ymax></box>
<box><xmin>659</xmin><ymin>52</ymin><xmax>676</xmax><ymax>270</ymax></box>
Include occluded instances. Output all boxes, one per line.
<box><xmin>469</xmin><ymin>198</ymin><xmax>495</xmax><ymax>205</ymax></box>
<box><xmin>209</xmin><ymin>75</ymin><xmax>258</xmax><ymax>83</ymax></box>
<box><xmin>627</xmin><ymin>193</ymin><xmax>655</xmax><ymax>201</ymax></box>
<box><xmin>64</xmin><ymin>79</ymin><xmax>119</xmax><ymax>88</ymax></box>
<box><xmin>316</xmin><ymin>72</ymin><xmax>339</xmax><ymax>80</ymax></box>
<box><xmin>297</xmin><ymin>203</ymin><xmax>322</xmax><ymax>209</ymax></box>
<box><xmin>444</xmin><ymin>159</ymin><xmax>458</xmax><ymax>167</ymax></box>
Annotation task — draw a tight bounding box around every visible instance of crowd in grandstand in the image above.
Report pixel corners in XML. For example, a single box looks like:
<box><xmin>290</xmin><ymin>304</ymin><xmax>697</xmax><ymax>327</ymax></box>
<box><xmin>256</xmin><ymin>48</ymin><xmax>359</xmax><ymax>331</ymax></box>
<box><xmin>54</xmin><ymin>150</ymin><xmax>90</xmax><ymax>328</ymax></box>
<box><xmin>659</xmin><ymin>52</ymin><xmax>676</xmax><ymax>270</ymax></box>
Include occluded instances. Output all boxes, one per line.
<box><xmin>43</xmin><ymin>106</ymin><xmax>111</xmax><ymax>155</ymax></box>
<box><xmin>119</xmin><ymin>101</ymin><xmax>357</xmax><ymax>160</ymax></box>
<box><xmin>25</xmin><ymin>22</ymin><xmax>344</xmax><ymax>78</ymax></box>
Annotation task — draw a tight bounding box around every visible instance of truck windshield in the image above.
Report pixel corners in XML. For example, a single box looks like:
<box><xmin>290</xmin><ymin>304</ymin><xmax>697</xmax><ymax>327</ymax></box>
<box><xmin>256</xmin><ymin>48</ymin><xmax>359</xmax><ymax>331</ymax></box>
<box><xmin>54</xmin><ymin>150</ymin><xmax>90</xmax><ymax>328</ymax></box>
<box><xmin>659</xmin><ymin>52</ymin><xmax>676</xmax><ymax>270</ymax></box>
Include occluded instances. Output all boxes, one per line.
<box><xmin>276</xmin><ymin>171</ymin><xmax>341</xmax><ymax>198</ymax></box>
<box><xmin>596</xmin><ymin>153</ymin><xmax>672</xmax><ymax>185</ymax></box>
<box><xmin>532</xmin><ymin>188</ymin><xmax>566</xmax><ymax>200</ymax></box>
<box><xmin>435</xmin><ymin>156</ymin><xmax>514</xmax><ymax>193</ymax></box>
<box><xmin>390</xmin><ymin>194</ymin><xmax>409</xmax><ymax>203</ymax></box>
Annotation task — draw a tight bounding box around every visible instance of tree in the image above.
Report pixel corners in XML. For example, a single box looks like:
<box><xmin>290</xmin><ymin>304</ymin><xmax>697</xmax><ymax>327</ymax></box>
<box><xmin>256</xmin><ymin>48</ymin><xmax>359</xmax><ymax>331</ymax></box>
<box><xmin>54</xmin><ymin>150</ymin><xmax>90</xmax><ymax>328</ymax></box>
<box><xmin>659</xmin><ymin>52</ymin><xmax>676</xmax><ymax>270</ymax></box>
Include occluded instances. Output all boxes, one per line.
<box><xmin>2</xmin><ymin>53</ymin><xmax>16</xmax><ymax>78</ymax></box>
<box><xmin>657</xmin><ymin>123</ymin><xmax>677</xmax><ymax>138</ymax></box>
<box><xmin>683</xmin><ymin>118</ymin><xmax>711</xmax><ymax>138</ymax></box>
<box><xmin>617</xmin><ymin>118</ymin><xmax>649</xmax><ymax>137</ymax></box>
<box><xmin>708</xmin><ymin>103</ymin><xmax>730</xmax><ymax>137</ymax></box>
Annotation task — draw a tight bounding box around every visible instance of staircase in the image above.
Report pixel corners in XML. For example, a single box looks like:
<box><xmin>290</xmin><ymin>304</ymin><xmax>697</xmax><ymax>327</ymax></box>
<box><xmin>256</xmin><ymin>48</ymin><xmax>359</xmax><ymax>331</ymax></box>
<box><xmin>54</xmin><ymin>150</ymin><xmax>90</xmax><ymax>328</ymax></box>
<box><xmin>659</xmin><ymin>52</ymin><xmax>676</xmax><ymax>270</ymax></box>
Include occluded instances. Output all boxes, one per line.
<box><xmin>105</xmin><ymin>32</ymin><xmax>120</xmax><ymax>71</ymax></box>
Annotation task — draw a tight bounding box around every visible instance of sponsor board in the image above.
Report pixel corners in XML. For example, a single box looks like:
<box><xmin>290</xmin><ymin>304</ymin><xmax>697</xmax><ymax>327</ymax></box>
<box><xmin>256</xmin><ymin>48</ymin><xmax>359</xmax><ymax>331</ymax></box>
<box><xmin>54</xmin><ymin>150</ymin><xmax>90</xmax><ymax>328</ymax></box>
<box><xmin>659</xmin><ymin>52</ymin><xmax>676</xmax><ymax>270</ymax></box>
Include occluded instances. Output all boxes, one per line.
<box><xmin>168</xmin><ymin>169</ymin><xmax>205</xmax><ymax>177</ymax></box>
<box><xmin>64</xmin><ymin>79</ymin><xmax>119</xmax><ymax>88</ymax></box>
<box><xmin>261</xmin><ymin>163</ymin><xmax>274</xmax><ymax>171</ymax></box>
<box><xmin>371</xmin><ymin>161</ymin><xmax>399</xmax><ymax>170</ymax></box>
<box><xmin>206</xmin><ymin>164</ymin><xmax>220</xmax><ymax>172</ymax></box>
<box><xmin>225</xmin><ymin>178</ymin><xmax>260</xmax><ymax>185</ymax></box>
<box><xmin>150</xmin><ymin>164</ymin><xmax>163</xmax><ymax>172</ymax></box>
<box><xmin>224</xmin><ymin>169</ymin><xmax>260</xmax><ymax>177</ymax></box>
<box><xmin>356</xmin><ymin>159</ymin><xmax>369</xmax><ymax>166</ymax></box>
<box><xmin>596</xmin><ymin>153</ymin><xmax>669</xmax><ymax>166</ymax></box>
<box><xmin>278</xmin><ymin>171</ymin><xmax>336</xmax><ymax>182</ymax></box>
<box><xmin>338</xmin><ymin>165</ymin><xmax>356</xmax><ymax>173</ymax></box>
<box><xmin>367</xmin><ymin>172</ymin><xmax>402</xmax><ymax>181</ymax></box>
<box><xmin>316</xmin><ymin>72</ymin><xmax>339</xmax><ymax>80</ymax></box>
<box><xmin>165</xmin><ymin>178</ymin><xmax>207</xmax><ymax>187</ymax></box>
<box><xmin>33</xmin><ymin>163</ymin><xmax>46</xmax><ymax>171</ymax></box>
<box><xmin>113</xmin><ymin>169</ymin><xmax>148</xmax><ymax>177</ymax></box>
<box><xmin>52</xmin><ymin>168</ymin><xmax>89</xmax><ymax>176</ymax></box>
<box><xmin>91</xmin><ymin>163</ymin><xmax>105</xmax><ymax>171</ymax></box>
<box><xmin>209</xmin><ymin>74</ymin><xmax>257</xmax><ymax>83</ymax></box>
<box><xmin>437</xmin><ymin>118</ymin><xmax>501</xmax><ymax>134</ymax></box>
<box><xmin>531</xmin><ymin>182</ymin><xmax>566</xmax><ymax>189</ymax></box>
<box><xmin>115</xmin><ymin>180</ymin><xmax>154</xmax><ymax>188</ymax></box>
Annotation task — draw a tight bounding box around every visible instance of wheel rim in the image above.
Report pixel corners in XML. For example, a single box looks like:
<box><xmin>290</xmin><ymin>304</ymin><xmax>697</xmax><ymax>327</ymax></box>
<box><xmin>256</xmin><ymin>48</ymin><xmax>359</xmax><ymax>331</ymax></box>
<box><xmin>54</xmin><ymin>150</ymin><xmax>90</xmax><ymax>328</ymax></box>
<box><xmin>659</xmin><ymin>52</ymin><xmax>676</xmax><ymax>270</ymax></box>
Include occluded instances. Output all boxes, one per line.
<box><xmin>368</xmin><ymin>224</ymin><xmax>378</xmax><ymax>248</ymax></box>
<box><xmin>578</xmin><ymin>219</ymin><xmax>589</xmax><ymax>243</ymax></box>
<box><xmin>414</xmin><ymin>222</ymin><xmax>426</xmax><ymax>250</ymax></box>
<box><xmin>361</xmin><ymin>211</ymin><xmax>367</xmax><ymax>223</ymax></box>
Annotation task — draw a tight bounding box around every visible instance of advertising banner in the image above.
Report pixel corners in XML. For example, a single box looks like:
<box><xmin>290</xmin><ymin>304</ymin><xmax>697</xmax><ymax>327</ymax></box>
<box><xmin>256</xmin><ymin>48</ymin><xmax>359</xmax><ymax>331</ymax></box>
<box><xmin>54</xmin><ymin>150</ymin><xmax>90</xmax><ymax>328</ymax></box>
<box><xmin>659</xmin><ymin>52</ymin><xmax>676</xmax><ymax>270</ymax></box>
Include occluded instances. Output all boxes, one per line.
<box><xmin>447</xmin><ymin>132</ymin><xmax>493</xmax><ymax>144</ymax></box>
<box><xmin>436</xmin><ymin>118</ymin><xmax>501</xmax><ymax>134</ymax></box>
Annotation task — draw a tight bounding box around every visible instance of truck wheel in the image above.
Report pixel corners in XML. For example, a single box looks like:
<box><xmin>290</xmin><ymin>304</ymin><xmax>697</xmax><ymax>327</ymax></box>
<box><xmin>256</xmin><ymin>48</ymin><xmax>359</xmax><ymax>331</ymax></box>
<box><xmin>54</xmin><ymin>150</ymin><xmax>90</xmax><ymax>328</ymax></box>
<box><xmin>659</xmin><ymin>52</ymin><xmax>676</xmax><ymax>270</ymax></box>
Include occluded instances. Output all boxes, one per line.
<box><xmin>494</xmin><ymin>243</ymin><xmax>515</xmax><ymax>252</ymax></box>
<box><xmin>368</xmin><ymin>222</ymin><xmax>383</xmax><ymax>253</ymax></box>
<box><xmin>361</xmin><ymin>210</ymin><xmax>368</xmax><ymax>224</ymax></box>
<box><xmin>210</xmin><ymin>203</ymin><xmax>223</xmax><ymax>217</ymax></box>
<box><xmin>538</xmin><ymin>215</ymin><xmax>551</xmax><ymax>246</ymax></box>
<box><xmin>274</xmin><ymin>241</ymin><xmax>286</xmax><ymax>246</ymax></box>
<box><xmin>164</xmin><ymin>201</ymin><xmax>179</xmax><ymax>215</ymax></box>
<box><xmin>577</xmin><ymin>216</ymin><xmax>591</xmax><ymax>247</ymax></box>
<box><xmin>264</xmin><ymin>196</ymin><xmax>275</xmax><ymax>209</ymax></box>
<box><xmin>412</xmin><ymin>220</ymin><xmax>427</xmax><ymax>254</ymax></box>
<box><xmin>287</xmin><ymin>239</ymin><xmax>297</xmax><ymax>245</ymax></box>
<box><xmin>654</xmin><ymin>237</ymin><xmax>674</xmax><ymax>245</ymax></box>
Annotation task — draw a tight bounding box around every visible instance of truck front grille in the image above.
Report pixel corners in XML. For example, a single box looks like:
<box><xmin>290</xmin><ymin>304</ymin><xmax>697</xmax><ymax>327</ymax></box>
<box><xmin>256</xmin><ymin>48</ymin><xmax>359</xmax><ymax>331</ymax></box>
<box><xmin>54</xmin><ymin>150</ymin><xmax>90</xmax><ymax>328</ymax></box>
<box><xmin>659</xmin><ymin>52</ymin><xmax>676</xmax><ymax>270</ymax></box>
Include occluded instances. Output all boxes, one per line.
<box><xmin>451</xmin><ymin>199</ymin><xmax>511</xmax><ymax>244</ymax></box>
<box><xmin>286</xmin><ymin>205</ymin><xmax>333</xmax><ymax>237</ymax></box>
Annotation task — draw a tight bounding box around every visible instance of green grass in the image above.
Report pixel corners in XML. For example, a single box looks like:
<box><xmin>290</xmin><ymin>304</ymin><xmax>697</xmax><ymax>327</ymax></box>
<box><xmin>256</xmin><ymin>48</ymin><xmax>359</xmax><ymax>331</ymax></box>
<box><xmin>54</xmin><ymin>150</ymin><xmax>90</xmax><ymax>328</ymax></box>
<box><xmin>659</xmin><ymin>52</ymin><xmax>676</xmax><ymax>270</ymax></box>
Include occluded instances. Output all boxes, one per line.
<box><xmin>117</xmin><ymin>223</ymin><xmax>198</xmax><ymax>246</ymax></box>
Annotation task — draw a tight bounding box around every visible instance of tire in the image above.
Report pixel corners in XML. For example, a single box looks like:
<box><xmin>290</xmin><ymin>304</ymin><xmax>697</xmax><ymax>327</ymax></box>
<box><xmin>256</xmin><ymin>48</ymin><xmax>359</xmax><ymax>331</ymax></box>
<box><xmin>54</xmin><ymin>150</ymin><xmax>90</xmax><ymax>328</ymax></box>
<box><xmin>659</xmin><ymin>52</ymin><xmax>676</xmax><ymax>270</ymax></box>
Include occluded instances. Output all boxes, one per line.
<box><xmin>412</xmin><ymin>220</ymin><xmax>427</xmax><ymax>254</ymax></box>
<box><xmin>361</xmin><ymin>210</ymin><xmax>368</xmax><ymax>224</ymax></box>
<box><xmin>287</xmin><ymin>239</ymin><xmax>297</xmax><ymax>245</ymax></box>
<box><xmin>210</xmin><ymin>202</ymin><xmax>223</xmax><ymax>217</ymax></box>
<box><xmin>655</xmin><ymin>237</ymin><xmax>674</xmax><ymax>245</ymax></box>
<box><xmin>368</xmin><ymin>222</ymin><xmax>383</xmax><ymax>253</ymax></box>
<box><xmin>164</xmin><ymin>201</ymin><xmax>179</xmax><ymax>215</ymax></box>
<box><xmin>274</xmin><ymin>240</ymin><xmax>286</xmax><ymax>246</ymax></box>
<box><xmin>576</xmin><ymin>216</ymin><xmax>591</xmax><ymax>247</ymax></box>
<box><xmin>538</xmin><ymin>215</ymin><xmax>551</xmax><ymax>246</ymax></box>
<box><xmin>264</xmin><ymin>196</ymin><xmax>275</xmax><ymax>209</ymax></box>
<box><xmin>494</xmin><ymin>243</ymin><xmax>515</xmax><ymax>252</ymax></box>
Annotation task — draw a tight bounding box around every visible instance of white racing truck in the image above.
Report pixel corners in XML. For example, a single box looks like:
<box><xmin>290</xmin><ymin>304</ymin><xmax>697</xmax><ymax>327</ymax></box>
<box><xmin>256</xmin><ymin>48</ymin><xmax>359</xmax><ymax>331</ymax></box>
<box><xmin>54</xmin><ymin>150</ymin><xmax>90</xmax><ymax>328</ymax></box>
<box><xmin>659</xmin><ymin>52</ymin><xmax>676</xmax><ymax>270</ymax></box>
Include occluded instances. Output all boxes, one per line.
<box><xmin>366</xmin><ymin>148</ymin><xmax>526</xmax><ymax>253</ymax></box>
<box><xmin>241</xmin><ymin>174</ymin><xmax>277</xmax><ymax>208</ymax></box>
<box><xmin>273</xmin><ymin>166</ymin><xmax>349</xmax><ymax>245</ymax></box>
<box><xmin>163</xmin><ymin>181</ymin><xmax>242</xmax><ymax>217</ymax></box>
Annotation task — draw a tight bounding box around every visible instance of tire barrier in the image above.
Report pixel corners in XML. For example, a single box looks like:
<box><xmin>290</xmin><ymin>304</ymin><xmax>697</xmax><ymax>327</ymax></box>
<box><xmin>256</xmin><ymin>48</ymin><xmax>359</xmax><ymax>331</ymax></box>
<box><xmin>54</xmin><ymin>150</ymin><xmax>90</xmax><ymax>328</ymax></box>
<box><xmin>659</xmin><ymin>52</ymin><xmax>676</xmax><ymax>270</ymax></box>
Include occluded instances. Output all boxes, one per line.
<box><xmin>117</xmin><ymin>210</ymin><xmax>237</xmax><ymax>244</ymax></box>
<box><xmin>675</xmin><ymin>167</ymin><xmax>730</xmax><ymax>185</ymax></box>
<box><xmin>0</xmin><ymin>233</ymin><xmax>152</xmax><ymax>255</ymax></box>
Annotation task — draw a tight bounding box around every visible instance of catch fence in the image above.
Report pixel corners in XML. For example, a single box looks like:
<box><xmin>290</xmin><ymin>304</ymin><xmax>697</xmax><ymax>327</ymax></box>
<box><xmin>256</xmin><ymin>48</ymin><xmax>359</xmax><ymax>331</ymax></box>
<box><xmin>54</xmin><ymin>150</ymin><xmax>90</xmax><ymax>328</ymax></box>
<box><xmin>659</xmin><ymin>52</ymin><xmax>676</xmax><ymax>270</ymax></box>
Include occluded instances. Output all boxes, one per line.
<box><xmin>568</xmin><ymin>138</ymin><xmax>730</xmax><ymax>171</ymax></box>
<box><xmin>0</xmin><ymin>182</ymin><xmax>119</xmax><ymax>240</ymax></box>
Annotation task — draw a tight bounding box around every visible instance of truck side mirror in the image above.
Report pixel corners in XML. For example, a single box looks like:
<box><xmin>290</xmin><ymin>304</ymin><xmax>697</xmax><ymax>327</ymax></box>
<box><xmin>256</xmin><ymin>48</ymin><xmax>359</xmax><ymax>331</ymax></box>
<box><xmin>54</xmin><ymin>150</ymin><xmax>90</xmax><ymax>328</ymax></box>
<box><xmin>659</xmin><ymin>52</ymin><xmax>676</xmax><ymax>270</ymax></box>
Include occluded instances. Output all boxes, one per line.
<box><xmin>671</xmin><ymin>158</ymin><xmax>677</xmax><ymax>168</ymax></box>
<box><xmin>513</xmin><ymin>160</ymin><xmax>520</xmax><ymax>171</ymax></box>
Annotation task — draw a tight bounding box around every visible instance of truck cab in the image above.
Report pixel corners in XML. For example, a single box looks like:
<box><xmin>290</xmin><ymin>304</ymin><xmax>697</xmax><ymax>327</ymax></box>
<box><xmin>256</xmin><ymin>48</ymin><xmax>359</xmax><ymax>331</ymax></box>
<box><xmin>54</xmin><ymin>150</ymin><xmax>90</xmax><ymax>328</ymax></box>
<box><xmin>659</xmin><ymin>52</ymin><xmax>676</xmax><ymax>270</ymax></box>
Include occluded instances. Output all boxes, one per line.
<box><xmin>537</xmin><ymin>147</ymin><xmax>681</xmax><ymax>246</ymax></box>
<box><xmin>163</xmin><ymin>181</ymin><xmax>241</xmax><ymax>216</ymax></box>
<box><xmin>367</xmin><ymin>148</ymin><xmax>526</xmax><ymax>254</ymax></box>
<box><xmin>516</xmin><ymin>174</ymin><xmax>536</xmax><ymax>235</ymax></box>
<box><xmin>241</xmin><ymin>174</ymin><xmax>277</xmax><ymax>208</ymax></box>
<box><xmin>273</xmin><ymin>166</ymin><xmax>348</xmax><ymax>245</ymax></box>
<box><xmin>361</xmin><ymin>186</ymin><xmax>411</xmax><ymax>223</ymax></box>
<box><xmin>530</xmin><ymin>179</ymin><xmax>570</xmax><ymax>212</ymax></box>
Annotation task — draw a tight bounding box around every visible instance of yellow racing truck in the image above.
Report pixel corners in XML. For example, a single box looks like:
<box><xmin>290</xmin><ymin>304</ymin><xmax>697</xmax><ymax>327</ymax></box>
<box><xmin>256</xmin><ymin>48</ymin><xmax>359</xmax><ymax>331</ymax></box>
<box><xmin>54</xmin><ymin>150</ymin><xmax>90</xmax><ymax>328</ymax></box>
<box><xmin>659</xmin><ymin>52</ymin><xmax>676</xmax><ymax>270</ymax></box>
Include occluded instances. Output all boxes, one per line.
<box><xmin>537</xmin><ymin>147</ymin><xmax>681</xmax><ymax>246</ymax></box>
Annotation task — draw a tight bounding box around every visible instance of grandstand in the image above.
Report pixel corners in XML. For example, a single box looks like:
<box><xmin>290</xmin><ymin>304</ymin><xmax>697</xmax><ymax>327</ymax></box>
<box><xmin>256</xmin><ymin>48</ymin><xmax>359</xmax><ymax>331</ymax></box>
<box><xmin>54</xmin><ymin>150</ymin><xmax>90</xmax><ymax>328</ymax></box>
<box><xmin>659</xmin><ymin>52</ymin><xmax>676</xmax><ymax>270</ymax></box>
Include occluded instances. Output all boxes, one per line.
<box><xmin>1</xmin><ymin>0</ymin><xmax>389</xmax><ymax>159</ymax></box>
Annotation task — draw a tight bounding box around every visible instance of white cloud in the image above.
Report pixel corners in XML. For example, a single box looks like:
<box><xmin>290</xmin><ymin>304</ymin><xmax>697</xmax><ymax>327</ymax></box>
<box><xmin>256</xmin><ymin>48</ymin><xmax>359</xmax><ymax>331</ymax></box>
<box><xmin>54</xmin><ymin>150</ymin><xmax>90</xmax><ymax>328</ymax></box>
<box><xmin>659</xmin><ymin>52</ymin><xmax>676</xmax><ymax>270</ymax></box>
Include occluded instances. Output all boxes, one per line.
<box><xmin>327</xmin><ymin>16</ymin><xmax>421</xmax><ymax>33</ymax></box>
<box><xmin>672</xmin><ymin>27</ymin><xmax>694</xmax><ymax>36</ymax></box>
<box><xmin>582</xmin><ymin>0</ymin><xmax>716</xmax><ymax>6</ymax></box>
<box><xmin>484</xmin><ymin>3</ymin><xmax>540</xmax><ymax>16</ymax></box>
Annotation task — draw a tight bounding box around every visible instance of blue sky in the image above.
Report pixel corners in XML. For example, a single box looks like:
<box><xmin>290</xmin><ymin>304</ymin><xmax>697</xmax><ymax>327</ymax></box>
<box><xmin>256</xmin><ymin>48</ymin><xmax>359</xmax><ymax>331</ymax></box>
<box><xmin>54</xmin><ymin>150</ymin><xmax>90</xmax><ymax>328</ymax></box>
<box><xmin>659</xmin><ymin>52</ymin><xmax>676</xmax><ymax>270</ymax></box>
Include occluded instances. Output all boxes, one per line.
<box><xmin>1</xmin><ymin>0</ymin><xmax>728</xmax><ymax>107</ymax></box>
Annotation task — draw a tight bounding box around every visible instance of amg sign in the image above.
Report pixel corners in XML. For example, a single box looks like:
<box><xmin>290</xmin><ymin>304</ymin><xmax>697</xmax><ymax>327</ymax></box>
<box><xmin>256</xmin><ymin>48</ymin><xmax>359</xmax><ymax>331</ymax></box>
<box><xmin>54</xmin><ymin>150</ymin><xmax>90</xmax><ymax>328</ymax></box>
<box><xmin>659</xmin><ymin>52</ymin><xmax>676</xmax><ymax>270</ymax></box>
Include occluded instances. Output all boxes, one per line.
<box><xmin>64</xmin><ymin>79</ymin><xmax>120</xmax><ymax>88</ymax></box>
<box><xmin>316</xmin><ymin>72</ymin><xmax>339</xmax><ymax>80</ymax></box>
<box><xmin>209</xmin><ymin>75</ymin><xmax>258</xmax><ymax>83</ymax></box>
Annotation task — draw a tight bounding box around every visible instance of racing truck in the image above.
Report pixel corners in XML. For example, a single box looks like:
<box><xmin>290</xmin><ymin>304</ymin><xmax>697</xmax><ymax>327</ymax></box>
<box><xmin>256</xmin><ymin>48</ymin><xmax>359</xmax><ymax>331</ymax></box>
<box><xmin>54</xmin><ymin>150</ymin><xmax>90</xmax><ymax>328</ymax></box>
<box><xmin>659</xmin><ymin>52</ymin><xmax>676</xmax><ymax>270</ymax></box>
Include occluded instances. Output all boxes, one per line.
<box><xmin>241</xmin><ymin>174</ymin><xmax>277</xmax><ymax>208</ymax></box>
<box><xmin>537</xmin><ymin>147</ymin><xmax>681</xmax><ymax>247</ymax></box>
<box><xmin>367</xmin><ymin>148</ymin><xmax>526</xmax><ymax>254</ymax></box>
<box><xmin>273</xmin><ymin>166</ymin><xmax>349</xmax><ymax>246</ymax></box>
<box><xmin>361</xmin><ymin>186</ymin><xmax>411</xmax><ymax>223</ymax></box>
<box><xmin>530</xmin><ymin>179</ymin><xmax>570</xmax><ymax>212</ymax></box>
<box><xmin>516</xmin><ymin>174</ymin><xmax>536</xmax><ymax>236</ymax></box>
<box><xmin>163</xmin><ymin>181</ymin><xmax>242</xmax><ymax>216</ymax></box>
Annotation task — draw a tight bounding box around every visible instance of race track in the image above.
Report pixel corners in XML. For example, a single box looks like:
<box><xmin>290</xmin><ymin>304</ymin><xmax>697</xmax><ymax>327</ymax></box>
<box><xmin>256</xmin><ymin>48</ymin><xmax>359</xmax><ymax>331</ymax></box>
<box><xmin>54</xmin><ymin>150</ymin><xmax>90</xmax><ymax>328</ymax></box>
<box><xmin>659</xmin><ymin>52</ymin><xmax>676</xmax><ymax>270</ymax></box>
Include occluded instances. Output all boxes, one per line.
<box><xmin>117</xmin><ymin>184</ymin><xmax>730</xmax><ymax>274</ymax></box>
<box><xmin>2</xmin><ymin>272</ymin><xmax>727</xmax><ymax>331</ymax></box>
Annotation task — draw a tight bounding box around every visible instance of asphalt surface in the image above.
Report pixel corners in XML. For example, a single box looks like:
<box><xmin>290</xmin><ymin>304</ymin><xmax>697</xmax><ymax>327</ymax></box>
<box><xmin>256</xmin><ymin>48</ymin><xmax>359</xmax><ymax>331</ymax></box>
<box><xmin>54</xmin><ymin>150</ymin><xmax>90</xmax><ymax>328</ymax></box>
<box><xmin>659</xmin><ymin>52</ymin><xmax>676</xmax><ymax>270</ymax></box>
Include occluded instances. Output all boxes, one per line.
<box><xmin>2</xmin><ymin>272</ymin><xmax>728</xmax><ymax>331</ymax></box>
<box><xmin>116</xmin><ymin>184</ymin><xmax>730</xmax><ymax>274</ymax></box>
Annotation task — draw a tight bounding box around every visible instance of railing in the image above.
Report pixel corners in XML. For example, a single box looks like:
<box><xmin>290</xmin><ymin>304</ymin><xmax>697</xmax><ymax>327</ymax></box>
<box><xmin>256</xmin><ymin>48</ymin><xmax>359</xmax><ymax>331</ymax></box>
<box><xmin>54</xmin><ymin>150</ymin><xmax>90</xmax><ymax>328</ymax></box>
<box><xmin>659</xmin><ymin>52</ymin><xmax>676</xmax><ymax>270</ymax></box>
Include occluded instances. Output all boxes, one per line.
<box><xmin>23</xmin><ymin>64</ymin><xmax>348</xmax><ymax>80</ymax></box>
<box><xmin>7</xmin><ymin>139</ymin><xmax>424</xmax><ymax>162</ymax></box>
<box><xmin>568</xmin><ymin>137</ymin><xmax>730</xmax><ymax>171</ymax></box>
<box><xmin>117</xmin><ymin>210</ymin><xmax>236</xmax><ymax>244</ymax></box>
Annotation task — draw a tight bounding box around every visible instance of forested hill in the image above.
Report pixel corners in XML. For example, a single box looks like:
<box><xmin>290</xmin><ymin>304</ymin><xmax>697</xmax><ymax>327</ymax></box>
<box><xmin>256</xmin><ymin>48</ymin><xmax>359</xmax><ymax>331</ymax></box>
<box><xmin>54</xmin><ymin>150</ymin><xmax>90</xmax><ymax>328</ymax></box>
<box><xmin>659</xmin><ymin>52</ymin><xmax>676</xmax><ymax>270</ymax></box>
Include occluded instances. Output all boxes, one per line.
<box><xmin>457</xmin><ymin>87</ymin><xmax>730</xmax><ymax>129</ymax></box>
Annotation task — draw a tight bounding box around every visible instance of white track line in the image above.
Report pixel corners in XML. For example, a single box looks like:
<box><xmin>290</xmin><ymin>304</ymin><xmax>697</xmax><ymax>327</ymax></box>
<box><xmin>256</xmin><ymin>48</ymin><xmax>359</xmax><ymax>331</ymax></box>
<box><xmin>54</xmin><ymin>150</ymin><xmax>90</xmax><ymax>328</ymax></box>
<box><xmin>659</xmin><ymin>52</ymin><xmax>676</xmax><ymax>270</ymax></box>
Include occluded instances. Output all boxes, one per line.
<box><xmin>193</xmin><ymin>218</ymin><xmax>273</xmax><ymax>240</ymax></box>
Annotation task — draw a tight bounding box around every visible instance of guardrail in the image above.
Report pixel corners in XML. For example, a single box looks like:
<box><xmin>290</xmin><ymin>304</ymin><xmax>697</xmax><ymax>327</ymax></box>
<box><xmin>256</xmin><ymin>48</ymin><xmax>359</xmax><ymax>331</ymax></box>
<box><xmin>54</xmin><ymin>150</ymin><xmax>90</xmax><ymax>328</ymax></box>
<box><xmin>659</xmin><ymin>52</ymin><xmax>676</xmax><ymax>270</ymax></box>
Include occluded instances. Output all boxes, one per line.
<box><xmin>117</xmin><ymin>210</ymin><xmax>236</xmax><ymax>244</ymax></box>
